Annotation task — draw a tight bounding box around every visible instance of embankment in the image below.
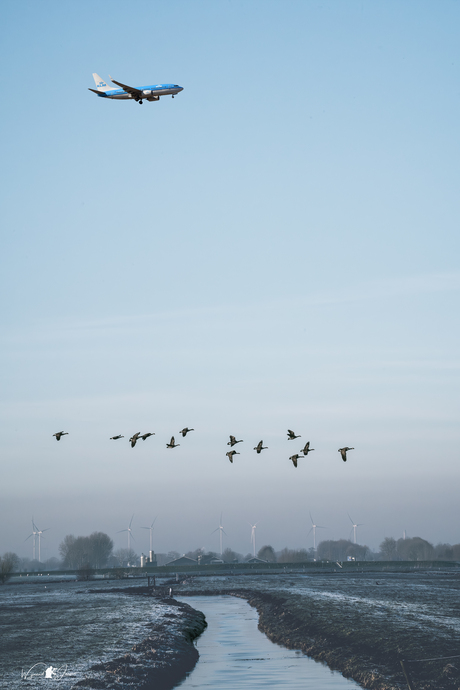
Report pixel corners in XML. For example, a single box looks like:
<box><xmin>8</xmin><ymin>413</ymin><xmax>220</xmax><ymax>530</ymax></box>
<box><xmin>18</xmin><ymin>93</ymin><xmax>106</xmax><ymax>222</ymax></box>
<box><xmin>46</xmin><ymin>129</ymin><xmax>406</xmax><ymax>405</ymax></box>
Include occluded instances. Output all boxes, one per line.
<box><xmin>73</xmin><ymin>594</ymin><xmax>206</xmax><ymax>690</ymax></box>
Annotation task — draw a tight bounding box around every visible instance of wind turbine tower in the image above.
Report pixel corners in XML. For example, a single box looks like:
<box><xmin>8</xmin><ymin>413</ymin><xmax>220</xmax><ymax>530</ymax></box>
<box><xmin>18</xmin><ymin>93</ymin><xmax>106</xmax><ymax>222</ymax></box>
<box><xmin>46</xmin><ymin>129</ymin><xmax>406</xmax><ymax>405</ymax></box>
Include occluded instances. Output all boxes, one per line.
<box><xmin>211</xmin><ymin>514</ymin><xmax>227</xmax><ymax>556</ymax></box>
<box><xmin>25</xmin><ymin>520</ymin><xmax>38</xmax><ymax>561</ymax></box>
<box><xmin>28</xmin><ymin>520</ymin><xmax>49</xmax><ymax>563</ymax></box>
<box><xmin>118</xmin><ymin>514</ymin><xmax>135</xmax><ymax>552</ymax></box>
<box><xmin>348</xmin><ymin>514</ymin><xmax>363</xmax><ymax>544</ymax></box>
<box><xmin>141</xmin><ymin>517</ymin><xmax>157</xmax><ymax>552</ymax></box>
<box><xmin>249</xmin><ymin>522</ymin><xmax>258</xmax><ymax>557</ymax></box>
<box><xmin>308</xmin><ymin>512</ymin><xmax>325</xmax><ymax>550</ymax></box>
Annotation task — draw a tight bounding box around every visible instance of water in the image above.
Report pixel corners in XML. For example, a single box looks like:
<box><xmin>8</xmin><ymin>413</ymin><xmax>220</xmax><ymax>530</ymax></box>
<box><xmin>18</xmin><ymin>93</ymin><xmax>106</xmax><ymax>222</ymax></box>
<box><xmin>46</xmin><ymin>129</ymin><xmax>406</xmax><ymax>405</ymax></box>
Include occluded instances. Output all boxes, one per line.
<box><xmin>177</xmin><ymin>596</ymin><xmax>360</xmax><ymax>689</ymax></box>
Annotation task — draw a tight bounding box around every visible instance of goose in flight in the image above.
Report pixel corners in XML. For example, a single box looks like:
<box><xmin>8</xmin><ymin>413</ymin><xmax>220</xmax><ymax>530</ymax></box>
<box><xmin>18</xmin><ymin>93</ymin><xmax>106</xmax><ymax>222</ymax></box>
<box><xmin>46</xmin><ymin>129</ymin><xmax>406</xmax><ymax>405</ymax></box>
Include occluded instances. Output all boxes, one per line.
<box><xmin>287</xmin><ymin>429</ymin><xmax>301</xmax><ymax>440</ymax></box>
<box><xmin>301</xmin><ymin>441</ymin><xmax>314</xmax><ymax>455</ymax></box>
<box><xmin>226</xmin><ymin>450</ymin><xmax>240</xmax><ymax>463</ymax></box>
<box><xmin>110</xmin><ymin>435</ymin><xmax>124</xmax><ymax>440</ymax></box>
<box><xmin>290</xmin><ymin>454</ymin><xmax>302</xmax><ymax>468</ymax></box>
<box><xmin>140</xmin><ymin>432</ymin><xmax>155</xmax><ymax>440</ymax></box>
<box><xmin>338</xmin><ymin>447</ymin><xmax>354</xmax><ymax>462</ymax></box>
<box><xmin>180</xmin><ymin>428</ymin><xmax>194</xmax><ymax>437</ymax></box>
<box><xmin>167</xmin><ymin>436</ymin><xmax>180</xmax><ymax>448</ymax></box>
<box><xmin>254</xmin><ymin>441</ymin><xmax>268</xmax><ymax>454</ymax></box>
<box><xmin>129</xmin><ymin>432</ymin><xmax>141</xmax><ymax>448</ymax></box>
<box><xmin>53</xmin><ymin>431</ymin><xmax>68</xmax><ymax>441</ymax></box>
<box><xmin>228</xmin><ymin>435</ymin><xmax>243</xmax><ymax>447</ymax></box>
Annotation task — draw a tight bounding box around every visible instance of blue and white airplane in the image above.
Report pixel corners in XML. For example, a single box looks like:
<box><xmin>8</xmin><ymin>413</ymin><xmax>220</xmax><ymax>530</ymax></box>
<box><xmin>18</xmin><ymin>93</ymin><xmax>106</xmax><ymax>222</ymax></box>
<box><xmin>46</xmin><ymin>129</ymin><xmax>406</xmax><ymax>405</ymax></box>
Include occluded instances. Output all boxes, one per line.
<box><xmin>89</xmin><ymin>73</ymin><xmax>183</xmax><ymax>104</ymax></box>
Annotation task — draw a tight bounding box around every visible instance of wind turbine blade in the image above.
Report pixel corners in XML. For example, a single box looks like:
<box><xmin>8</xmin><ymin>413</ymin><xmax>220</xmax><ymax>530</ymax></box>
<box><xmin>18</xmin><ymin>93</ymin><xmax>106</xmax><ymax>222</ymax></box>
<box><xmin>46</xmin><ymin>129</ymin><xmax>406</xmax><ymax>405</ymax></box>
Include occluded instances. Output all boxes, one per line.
<box><xmin>307</xmin><ymin>527</ymin><xmax>313</xmax><ymax>537</ymax></box>
<box><xmin>348</xmin><ymin>513</ymin><xmax>355</xmax><ymax>525</ymax></box>
<box><xmin>117</xmin><ymin>529</ymin><xmax>128</xmax><ymax>534</ymax></box>
<box><xmin>129</xmin><ymin>515</ymin><xmax>134</xmax><ymax>528</ymax></box>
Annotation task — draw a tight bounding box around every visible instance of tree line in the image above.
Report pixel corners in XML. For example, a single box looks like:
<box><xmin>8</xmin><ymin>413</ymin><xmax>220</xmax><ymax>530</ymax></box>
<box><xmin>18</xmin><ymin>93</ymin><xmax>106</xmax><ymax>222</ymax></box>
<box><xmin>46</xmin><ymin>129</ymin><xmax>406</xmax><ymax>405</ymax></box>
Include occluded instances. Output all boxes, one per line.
<box><xmin>2</xmin><ymin>533</ymin><xmax>459</xmax><ymax>580</ymax></box>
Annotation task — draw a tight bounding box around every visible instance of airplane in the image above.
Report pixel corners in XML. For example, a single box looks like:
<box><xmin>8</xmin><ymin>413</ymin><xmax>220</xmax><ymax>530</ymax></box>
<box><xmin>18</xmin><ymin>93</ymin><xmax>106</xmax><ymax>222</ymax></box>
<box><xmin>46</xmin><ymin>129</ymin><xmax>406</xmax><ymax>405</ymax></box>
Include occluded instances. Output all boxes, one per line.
<box><xmin>89</xmin><ymin>73</ymin><xmax>183</xmax><ymax>104</ymax></box>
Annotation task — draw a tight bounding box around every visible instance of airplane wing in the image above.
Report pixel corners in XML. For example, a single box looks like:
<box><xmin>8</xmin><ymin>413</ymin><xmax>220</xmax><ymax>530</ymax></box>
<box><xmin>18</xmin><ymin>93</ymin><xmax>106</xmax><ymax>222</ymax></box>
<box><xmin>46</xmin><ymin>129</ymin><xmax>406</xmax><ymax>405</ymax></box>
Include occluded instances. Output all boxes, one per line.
<box><xmin>109</xmin><ymin>75</ymin><xmax>143</xmax><ymax>98</ymax></box>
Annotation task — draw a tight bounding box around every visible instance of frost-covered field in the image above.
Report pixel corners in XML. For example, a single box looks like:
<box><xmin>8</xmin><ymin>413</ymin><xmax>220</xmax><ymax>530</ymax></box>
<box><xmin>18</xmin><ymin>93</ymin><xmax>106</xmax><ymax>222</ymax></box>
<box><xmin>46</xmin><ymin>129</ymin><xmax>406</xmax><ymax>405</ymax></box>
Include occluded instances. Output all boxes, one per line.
<box><xmin>1</xmin><ymin>570</ymin><xmax>459</xmax><ymax>690</ymax></box>
<box><xmin>0</xmin><ymin>579</ymin><xmax>199</xmax><ymax>690</ymax></box>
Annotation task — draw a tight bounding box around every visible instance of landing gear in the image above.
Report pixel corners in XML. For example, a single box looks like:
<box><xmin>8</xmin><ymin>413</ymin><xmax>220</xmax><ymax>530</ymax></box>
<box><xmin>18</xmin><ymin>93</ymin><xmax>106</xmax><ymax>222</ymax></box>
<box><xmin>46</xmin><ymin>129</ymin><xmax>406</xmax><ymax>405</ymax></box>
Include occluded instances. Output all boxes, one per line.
<box><xmin>139</xmin><ymin>100</ymin><xmax>143</xmax><ymax>105</ymax></box>
<box><xmin>172</xmin><ymin>95</ymin><xmax>174</xmax><ymax>98</ymax></box>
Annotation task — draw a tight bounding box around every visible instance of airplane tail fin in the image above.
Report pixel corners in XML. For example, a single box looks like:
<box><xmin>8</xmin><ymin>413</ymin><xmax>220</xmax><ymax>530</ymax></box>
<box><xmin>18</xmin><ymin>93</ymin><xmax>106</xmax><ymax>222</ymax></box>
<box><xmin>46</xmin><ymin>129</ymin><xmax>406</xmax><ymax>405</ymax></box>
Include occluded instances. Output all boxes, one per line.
<box><xmin>92</xmin><ymin>73</ymin><xmax>112</xmax><ymax>92</ymax></box>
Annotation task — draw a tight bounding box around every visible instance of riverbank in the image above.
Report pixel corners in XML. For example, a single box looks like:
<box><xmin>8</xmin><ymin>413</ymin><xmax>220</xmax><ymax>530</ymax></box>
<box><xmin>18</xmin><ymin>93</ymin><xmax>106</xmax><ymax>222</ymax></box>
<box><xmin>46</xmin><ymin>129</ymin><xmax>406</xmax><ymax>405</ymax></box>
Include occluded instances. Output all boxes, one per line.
<box><xmin>173</xmin><ymin>570</ymin><xmax>460</xmax><ymax>690</ymax></box>
<box><xmin>72</xmin><ymin>592</ymin><xmax>206</xmax><ymax>689</ymax></box>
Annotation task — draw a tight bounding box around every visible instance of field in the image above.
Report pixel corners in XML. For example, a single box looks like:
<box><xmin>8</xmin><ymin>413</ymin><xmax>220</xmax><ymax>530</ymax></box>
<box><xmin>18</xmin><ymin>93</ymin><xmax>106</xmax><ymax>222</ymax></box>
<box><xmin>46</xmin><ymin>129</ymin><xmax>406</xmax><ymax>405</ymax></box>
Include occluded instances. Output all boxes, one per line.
<box><xmin>175</xmin><ymin>568</ymin><xmax>460</xmax><ymax>690</ymax></box>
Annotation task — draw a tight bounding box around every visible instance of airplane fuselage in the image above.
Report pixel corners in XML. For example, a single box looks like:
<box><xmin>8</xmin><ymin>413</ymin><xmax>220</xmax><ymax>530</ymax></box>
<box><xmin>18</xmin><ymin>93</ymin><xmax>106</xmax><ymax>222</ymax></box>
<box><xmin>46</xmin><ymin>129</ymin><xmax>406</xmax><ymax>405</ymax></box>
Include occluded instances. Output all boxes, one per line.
<box><xmin>95</xmin><ymin>84</ymin><xmax>183</xmax><ymax>101</ymax></box>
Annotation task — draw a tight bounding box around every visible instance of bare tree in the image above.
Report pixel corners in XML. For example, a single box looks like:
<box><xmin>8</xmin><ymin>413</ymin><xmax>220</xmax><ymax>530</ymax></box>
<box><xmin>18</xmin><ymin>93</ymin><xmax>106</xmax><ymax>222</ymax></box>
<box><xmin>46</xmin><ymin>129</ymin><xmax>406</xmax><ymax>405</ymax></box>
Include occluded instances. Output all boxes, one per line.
<box><xmin>257</xmin><ymin>545</ymin><xmax>276</xmax><ymax>562</ymax></box>
<box><xmin>59</xmin><ymin>532</ymin><xmax>113</xmax><ymax>569</ymax></box>
<box><xmin>114</xmin><ymin>548</ymin><xmax>138</xmax><ymax>567</ymax></box>
<box><xmin>0</xmin><ymin>552</ymin><xmax>19</xmax><ymax>584</ymax></box>
<box><xmin>379</xmin><ymin>537</ymin><xmax>397</xmax><ymax>561</ymax></box>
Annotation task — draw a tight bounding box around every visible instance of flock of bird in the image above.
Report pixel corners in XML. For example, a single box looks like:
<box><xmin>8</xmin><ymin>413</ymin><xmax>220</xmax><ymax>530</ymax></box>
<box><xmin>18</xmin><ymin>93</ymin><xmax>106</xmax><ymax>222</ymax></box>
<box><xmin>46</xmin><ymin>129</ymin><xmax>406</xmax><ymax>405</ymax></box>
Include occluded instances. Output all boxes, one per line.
<box><xmin>53</xmin><ymin>428</ymin><xmax>354</xmax><ymax>467</ymax></box>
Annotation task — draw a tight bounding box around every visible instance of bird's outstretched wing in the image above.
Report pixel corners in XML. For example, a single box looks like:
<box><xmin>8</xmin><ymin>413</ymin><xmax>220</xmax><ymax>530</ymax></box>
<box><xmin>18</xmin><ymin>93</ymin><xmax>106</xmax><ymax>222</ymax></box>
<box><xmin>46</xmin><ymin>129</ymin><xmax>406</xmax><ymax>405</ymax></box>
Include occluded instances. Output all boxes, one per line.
<box><xmin>109</xmin><ymin>76</ymin><xmax>144</xmax><ymax>98</ymax></box>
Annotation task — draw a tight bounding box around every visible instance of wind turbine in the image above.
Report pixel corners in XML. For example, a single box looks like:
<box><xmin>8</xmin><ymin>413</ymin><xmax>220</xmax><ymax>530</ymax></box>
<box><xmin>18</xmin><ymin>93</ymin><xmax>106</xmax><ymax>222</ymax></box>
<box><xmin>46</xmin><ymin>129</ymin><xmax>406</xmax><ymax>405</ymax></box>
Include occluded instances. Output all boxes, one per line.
<box><xmin>348</xmin><ymin>513</ymin><xmax>363</xmax><ymax>544</ymax></box>
<box><xmin>25</xmin><ymin>519</ymin><xmax>38</xmax><ymax>561</ymax></box>
<box><xmin>33</xmin><ymin>520</ymin><xmax>50</xmax><ymax>562</ymax></box>
<box><xmin>211</xmin><ymin>514</ymin><xmax>227</xmax><ymax>556</ymax></box>
<box><xmin>307</xmin><ymin>512</ymin><xmax>325</xmax><ymax>550</ymax></box>
<box><xmin>249</xmin><ymin>522</ymin><xmax>258</xmax><ymax>557</ymax></box>
<box><xmin>118</xmin><ymin>514</ymin><xmax>135</xmax><ymax>552</ymax></box>
<box><xmin>141</xmin><ymin>517</ymin><xmax>157</xmax><ymax>551</ymax></box>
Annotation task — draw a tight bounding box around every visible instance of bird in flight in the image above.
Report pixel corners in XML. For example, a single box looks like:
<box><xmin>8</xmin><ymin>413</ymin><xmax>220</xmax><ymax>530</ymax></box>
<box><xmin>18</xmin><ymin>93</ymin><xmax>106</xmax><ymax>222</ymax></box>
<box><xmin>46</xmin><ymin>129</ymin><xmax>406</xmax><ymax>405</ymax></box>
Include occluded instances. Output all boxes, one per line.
<box><xmin>338</xmin><ymin>447</ymin><xmax>354</xmax><ymax>462</ymax></box>
<box><xmin>226</xmin><ymin>450</ymin><xmax>240</xmax><ymax>463</ymax></box>
<box><xmin>180</xmin><ymin>428</ymin><xmax>194</xmax><ymax>437</ymax></box>
<box><xmin>110</xmin><ymin>435</ymin><xmax>124</xmax><ymax>440</ymax></box>
<box><xmin>289</xmin><ymin>454</ymin><xmax>302</xmax><ymax>468</ymax></box>
<box><xmin>287</xmin><ymin>429</ymin><xmax>301</xmax><ymax>440</ymax></box>
<box><xmin>53</xmin><ymin>431</ymin><xmax>68</xmax><ymax>441</ymax></box>
<box><xmin>167</xmin><ymin>436</ymin><xmax>180</xmax><ymax>448</ymax></box>
<box><xmin>253</xmin><ymin>441</ymin><xmax>268</xmax><ymax>454</ymax></box>
<box><xmin>129</xmin><ymin>432</ymin><xmax>141</xmax><ymax>448</ymax></box>
<box><xmin>301</xmin><ymin>441</ymin><xmax>314</xmax><ymax>455</ymax></box>
<box><xmin>228</xmin><ymin>435</ymin><xmax>243</xmax><ymax>446</ymax></box>
<box><xmin>140</xmin><ymin>432</ymin><xmax>155</xmax><ymax>440</ymax></box>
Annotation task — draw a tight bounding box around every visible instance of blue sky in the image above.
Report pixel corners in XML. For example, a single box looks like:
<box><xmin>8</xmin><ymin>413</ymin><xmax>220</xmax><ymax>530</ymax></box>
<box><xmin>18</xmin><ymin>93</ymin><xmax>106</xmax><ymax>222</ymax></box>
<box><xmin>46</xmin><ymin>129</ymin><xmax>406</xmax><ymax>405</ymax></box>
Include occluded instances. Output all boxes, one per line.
<box><xmin>1</xmin><ymin>0</ymin><xmax>459</xmax><ymax>560</ymax></box>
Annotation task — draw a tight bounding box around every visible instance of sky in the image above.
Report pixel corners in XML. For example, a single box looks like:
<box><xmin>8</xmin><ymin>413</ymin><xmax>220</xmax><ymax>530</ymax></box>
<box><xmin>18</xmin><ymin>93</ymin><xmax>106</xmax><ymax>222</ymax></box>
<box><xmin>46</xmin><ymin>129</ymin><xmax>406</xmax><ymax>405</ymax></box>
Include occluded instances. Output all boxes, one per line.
<box><xmin>1</xmin><ymin>0</ymin><xmax>459</xmax><ymax>561</ymax></box>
